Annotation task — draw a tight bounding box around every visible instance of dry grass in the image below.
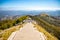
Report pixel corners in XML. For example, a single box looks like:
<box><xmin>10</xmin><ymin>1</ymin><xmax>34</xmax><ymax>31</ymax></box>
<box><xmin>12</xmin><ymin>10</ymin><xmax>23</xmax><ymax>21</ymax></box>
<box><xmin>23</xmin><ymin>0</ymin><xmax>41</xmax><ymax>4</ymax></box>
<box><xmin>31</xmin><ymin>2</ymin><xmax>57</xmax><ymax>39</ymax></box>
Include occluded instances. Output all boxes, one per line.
<box><xmin>33</xmin><ymin>23</ymin><xmax>58</xmax><ymax>40</ymax></box>
<box><xmin>0</xmin><ymin>24</ymin><xmax>23</xmax><ymax>40</ymax></box>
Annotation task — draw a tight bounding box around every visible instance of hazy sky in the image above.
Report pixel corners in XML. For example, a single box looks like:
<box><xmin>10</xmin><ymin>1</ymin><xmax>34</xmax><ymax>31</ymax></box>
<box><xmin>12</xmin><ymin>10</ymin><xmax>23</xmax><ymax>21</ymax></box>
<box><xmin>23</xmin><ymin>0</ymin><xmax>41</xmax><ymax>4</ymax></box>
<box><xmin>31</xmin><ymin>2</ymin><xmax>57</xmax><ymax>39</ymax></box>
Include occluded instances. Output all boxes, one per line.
<box><xmin>0</xmin><ymin>0</ymin><xmax>60</xmax><ymax>10</ymax></box>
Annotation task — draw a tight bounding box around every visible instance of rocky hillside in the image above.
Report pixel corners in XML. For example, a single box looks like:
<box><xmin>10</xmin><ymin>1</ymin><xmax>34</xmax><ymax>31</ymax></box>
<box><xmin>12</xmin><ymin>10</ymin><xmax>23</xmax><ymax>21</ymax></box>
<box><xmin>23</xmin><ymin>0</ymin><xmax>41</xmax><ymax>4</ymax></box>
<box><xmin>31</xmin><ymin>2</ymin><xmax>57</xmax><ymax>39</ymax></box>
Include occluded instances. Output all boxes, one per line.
<box><xmin>28</xmin><ymin>14</ymin><xmax>60</xmax><ymax>40</ymax></box>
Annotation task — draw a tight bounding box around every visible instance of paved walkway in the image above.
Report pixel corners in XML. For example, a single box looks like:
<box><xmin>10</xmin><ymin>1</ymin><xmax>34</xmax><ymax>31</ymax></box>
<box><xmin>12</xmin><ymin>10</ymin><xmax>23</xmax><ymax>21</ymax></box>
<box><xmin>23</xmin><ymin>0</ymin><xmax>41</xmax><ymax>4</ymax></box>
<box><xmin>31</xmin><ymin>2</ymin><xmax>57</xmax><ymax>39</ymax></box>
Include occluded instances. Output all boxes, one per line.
<box><xmin>8</xmin><ymin>22</ymin><xmax>46</xmax><ymax>40</ymax></box>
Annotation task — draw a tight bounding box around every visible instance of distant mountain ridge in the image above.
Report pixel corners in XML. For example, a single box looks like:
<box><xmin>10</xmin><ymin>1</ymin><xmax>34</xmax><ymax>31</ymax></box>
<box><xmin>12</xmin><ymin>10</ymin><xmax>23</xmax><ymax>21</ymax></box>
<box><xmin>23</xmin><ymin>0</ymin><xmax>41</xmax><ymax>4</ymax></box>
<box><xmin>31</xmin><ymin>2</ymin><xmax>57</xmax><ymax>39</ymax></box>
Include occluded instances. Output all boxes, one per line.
<box><xmin>0</xmin><ymin>10</ymin><xmax>60</xmax><ymax>19</ymax></box>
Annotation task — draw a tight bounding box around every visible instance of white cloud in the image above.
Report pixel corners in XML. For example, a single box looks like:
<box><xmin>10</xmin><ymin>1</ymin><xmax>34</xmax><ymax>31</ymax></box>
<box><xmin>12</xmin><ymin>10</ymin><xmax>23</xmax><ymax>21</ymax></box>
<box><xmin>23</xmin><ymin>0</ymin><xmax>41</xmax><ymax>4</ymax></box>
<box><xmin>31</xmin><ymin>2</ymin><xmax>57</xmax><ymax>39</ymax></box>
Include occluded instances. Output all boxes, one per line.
<box><xmin>0</xmin><ymin>6</ymin><xmax>60</xmax><ymax>10</ymax></box>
